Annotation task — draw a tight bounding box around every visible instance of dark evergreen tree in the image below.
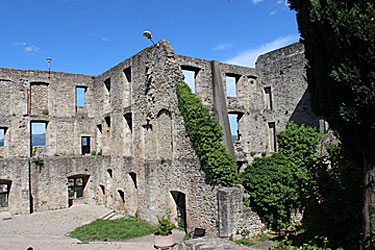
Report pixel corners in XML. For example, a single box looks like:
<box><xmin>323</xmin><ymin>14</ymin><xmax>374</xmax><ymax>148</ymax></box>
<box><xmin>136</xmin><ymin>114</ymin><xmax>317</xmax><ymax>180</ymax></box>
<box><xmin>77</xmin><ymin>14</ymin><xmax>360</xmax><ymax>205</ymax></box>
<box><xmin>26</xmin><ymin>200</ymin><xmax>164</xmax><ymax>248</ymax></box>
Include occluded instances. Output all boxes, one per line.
<box><xmin>288</xmin><ymin>1</ymin><xmax>375</xmax><ymax>248</ymax></box>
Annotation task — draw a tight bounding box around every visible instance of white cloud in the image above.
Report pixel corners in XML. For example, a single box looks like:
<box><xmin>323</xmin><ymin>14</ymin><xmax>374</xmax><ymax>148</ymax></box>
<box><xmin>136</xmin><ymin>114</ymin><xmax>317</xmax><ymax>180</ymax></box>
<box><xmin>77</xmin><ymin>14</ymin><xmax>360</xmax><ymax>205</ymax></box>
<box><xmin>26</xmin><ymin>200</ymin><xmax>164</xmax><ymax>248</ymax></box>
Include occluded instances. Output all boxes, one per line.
<box><xmin>225</xmin><ymin>35</ymin><xmax>299</xmax><ymax>68</ymax></box>
<box><xmin>101</xmin><ymin>37</ymin><xmax>109</xmax><ymax>42</ymax></box>
<box><xmin>25</xmin><ymin>45</ymin><xmax>40</xmax><ymax>52</ymax></box>
<box><xmin>212</xmin><ymin>42</ymin><xmax>233</xmax><ymax>51</ymax></box>
<box><xmin>11</xmin><ymin>41</ymin><xmax>40</xmax><ymax>53</ymax></box>
<box><xmin>253</xmin><ymin>0</ymin><xmax>264</xmax><ymax>3</ymax></box>
<box><xmin>270</xmin><ymin>9</ymin><xmax>277</xmax><ymax>15</ymax></box>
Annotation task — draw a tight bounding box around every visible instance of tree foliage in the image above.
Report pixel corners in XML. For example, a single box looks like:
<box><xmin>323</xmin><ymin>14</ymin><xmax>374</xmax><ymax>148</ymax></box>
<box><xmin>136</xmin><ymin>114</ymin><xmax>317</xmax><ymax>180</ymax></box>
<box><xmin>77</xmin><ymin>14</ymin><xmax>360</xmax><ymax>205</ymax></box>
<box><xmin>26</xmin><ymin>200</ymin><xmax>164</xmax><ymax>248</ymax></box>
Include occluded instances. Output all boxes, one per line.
<box><xmin>176</xmin><ymin>80</ymin><xmax>237</xmax><ymax>186</ymax></box>
<box><xmin>288</xmin><ymin>0</ymin><xmax>375</xmax><ymax>245</ymax></box>
<box><xmin>241</xmin><ymin>122</ymin><xmax>321</xmax><ymax>232</ymax></box>
<box><xmin>304</xmin><ymin>143</ymin><xmax>362</xmax><ymax>250</ymax></box>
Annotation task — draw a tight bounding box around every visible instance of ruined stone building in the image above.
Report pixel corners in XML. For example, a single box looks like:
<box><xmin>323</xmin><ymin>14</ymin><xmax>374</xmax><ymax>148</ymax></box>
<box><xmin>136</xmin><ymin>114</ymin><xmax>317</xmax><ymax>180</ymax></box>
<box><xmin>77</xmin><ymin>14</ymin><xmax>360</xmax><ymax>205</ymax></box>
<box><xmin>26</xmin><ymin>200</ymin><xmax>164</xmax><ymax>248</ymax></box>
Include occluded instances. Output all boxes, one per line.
<box><xmin>0</xmin><ymin>40</ymin><xmax>320</xmax><ymax>237</ymax></box>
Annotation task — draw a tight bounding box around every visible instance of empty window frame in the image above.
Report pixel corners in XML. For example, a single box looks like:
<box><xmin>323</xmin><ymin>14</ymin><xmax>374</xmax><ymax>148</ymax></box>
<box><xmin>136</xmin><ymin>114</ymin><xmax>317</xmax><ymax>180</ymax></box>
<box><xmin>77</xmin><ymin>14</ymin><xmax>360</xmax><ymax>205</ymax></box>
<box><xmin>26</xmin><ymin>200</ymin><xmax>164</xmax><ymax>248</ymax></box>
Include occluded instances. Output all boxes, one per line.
<box><xmin>268</xmin><ymin>122</ymin><xmax>277</xmax><ymax>152</ymax></box>
<box><xmin>129</xmin><ymin>172</ymin><xmax>137</xmax><ymax>189</ymax></box>
<box><xmin>182</xmin><ymin>70</ymin><xmax>196</xmax><ymax>93</ymax></box>
<box><xmin>226</xmin><ymin>74</ymin><xmax>240</xmax><ymax>97</ymax></box>
<box><xmin>31</xmin><ymin>122</ymin><xmax>47</xmax><ymax>146</ymax></box>
<box><xmin>124</xmin><ymin>67</ymin><xmax>131</xmax><ymax>83</ymax></box>
<box><xmin>0</xmin><ymin>181</ymin><xmax>10</xmax><ymax>207</ymax></box>
<box><xmin>228</xmin><ymin>113</ymin><xmax>240</xmax><ymax>140</ymax></box>
<box><xmin>124</xmin><ymin>113</ymin><xmax>132</xmax><ymax>133</ymax></box>
<box><xmin>0</xmin><ymin>128</ymin><xmax>5</xmax><ymax>147</ymax></box>
<box><xmin>81</xmin><ymin>136</ymin><xmax>90</xmax><ymax>155</ymax></box>
<box><xmin>264</xmin><ymin>87</ymin><xmax>273</xmax><ymax>110</ymax></box>
<box><xmin>181</xmin><ymin>65</ymin><xmax>200</xmax><ymax>94</ymax></box>
<box><xmin>104</xmin><ymin>116</ymin><xmax>111</xmax><ymax>128</ymax></box>
<box><xmin>104</xmin><ymin>78</ymin><xmax>111</xmax><ymax>104</ymax></box>
<box><xmin>76</xmin><ymin>87</ymin><xmax>87</xmax><ymax>107</ymax></box>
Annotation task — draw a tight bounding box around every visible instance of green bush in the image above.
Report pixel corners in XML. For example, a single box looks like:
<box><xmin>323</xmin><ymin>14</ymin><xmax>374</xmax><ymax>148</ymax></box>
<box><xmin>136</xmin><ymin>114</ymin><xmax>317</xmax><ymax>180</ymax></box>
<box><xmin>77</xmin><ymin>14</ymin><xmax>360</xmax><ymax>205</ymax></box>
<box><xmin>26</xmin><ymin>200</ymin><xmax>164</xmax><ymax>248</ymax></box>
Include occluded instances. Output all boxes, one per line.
<box><xmin>176</xmin><ymin>81</ymin><xmax>237</xmax><ymax>186</ymax></box>
<box><xmin>240</xmin><ymin>122</ymin><xmax>321</xmax><ymax>232</ymax></box>
<box><xmin>241</xmin><ymin>153</ymin><xmax>299</xmax><ymax>231</ymax></box>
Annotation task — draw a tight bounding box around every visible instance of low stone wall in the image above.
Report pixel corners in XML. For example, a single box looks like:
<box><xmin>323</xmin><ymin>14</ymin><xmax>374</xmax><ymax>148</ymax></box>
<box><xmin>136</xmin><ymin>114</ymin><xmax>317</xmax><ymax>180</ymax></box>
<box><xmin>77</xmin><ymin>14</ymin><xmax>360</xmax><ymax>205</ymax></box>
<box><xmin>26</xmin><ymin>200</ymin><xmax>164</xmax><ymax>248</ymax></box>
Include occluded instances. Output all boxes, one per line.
<box><xmin>217</xmin><ymin>185</ymin><xmax>264</xmax><ymax>239</ymax></box>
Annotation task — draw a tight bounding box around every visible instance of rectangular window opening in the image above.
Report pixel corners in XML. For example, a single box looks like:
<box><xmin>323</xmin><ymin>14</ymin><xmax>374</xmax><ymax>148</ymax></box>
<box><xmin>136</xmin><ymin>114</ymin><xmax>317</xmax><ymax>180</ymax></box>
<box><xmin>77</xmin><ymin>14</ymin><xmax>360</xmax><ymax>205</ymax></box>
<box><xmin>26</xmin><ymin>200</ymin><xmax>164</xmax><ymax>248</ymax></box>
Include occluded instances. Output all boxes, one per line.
<box><xmin>124</xmin><ymin>67</ymin><xmax>131</xmax><ymax>83</ymax></box>
<box><xmin>264</xmin><ymin>87</ymin><xmax>273</xmax><ymax>110</ymax></box>
<box><xmin>124</xmin><ymin>113</ymin><xmax>132</xmax><ymax>133</ymax></box>
<box><xmin>226</xmin><ymin>75</ymin><xmax>237</xmax><ymax>97</ymax></box>
<box><xmin>81</xmin><ymin>136</ymin><xmax>91</xmax><ymax>155</ymax></box>
<box><xmin>76</xmin><ymin>87</ymin><xmax>87</xmax><ymax>107</ymax></box>
<box><xmin>104</xmin><ymin>116</ymin><xmax>111</xmax><ymax>128</ymax></box>
<box><xmin>104</xmin><ymin>78</ymin><xmax>111</xmax><ymax>92</ymax></box>
<box><xmin>0</xmin><ymin>128</ymin><xmax>5</xmax><ymax>147</ymax></box>
<box><xmin>228</xmin><ymin>113</ymin><xmax>239</xmax><ymax>140</ymax></box>
<box><xmin>268</xmin><ymin>122</ymin><xmax>276</xmax><ymax>152</ymax></box>
<box><xmin>182</xmin><ymin>70</ymin><xmax>196</xmax><ymax>93</ymax></box>
<box><xmin>0</xmin><ymin>182</ymin><xmax>10</xmax><ymax>208</ymax></box>
<box><xmin>31</xmin><ymin>122</ymin><xmax>47</xmax><ymax>146</ymax></box>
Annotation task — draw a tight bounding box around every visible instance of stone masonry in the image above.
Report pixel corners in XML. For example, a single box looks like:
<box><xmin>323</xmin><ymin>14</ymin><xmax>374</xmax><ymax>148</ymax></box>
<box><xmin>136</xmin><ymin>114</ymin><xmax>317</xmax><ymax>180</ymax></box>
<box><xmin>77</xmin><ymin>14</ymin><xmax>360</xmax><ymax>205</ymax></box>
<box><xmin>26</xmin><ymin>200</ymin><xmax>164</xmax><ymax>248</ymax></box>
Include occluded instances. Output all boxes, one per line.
<box><xmin>0</xmin><ymin>40</ymin><xmax>321</xmax><ymax>237</ymax></box>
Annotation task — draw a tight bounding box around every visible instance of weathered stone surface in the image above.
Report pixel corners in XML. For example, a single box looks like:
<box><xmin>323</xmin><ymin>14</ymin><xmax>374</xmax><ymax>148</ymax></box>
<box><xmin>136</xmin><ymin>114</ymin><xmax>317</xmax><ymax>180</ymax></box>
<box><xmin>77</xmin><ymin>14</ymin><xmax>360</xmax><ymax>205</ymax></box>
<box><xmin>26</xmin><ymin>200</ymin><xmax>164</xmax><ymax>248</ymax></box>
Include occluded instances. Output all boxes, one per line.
<box><xmin>0</xmin><ymin>40</ymin><xmax>320</xmax><ymax>237</ymax></box>
<box><xmin>172</xmin><ymin>236</ymin><xmax>277</xmax><ymax>250</ymax></box>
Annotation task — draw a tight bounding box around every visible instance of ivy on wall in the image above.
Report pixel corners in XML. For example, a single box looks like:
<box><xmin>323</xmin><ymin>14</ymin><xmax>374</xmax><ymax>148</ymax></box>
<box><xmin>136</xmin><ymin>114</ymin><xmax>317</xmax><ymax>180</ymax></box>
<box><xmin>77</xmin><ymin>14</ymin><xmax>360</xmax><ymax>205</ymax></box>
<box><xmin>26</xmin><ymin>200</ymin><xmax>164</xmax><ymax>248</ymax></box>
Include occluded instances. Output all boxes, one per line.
<box><xmin>176</xmin><ymin>81</ymin><xmax>237</xmax><ymax>187</ymax></box>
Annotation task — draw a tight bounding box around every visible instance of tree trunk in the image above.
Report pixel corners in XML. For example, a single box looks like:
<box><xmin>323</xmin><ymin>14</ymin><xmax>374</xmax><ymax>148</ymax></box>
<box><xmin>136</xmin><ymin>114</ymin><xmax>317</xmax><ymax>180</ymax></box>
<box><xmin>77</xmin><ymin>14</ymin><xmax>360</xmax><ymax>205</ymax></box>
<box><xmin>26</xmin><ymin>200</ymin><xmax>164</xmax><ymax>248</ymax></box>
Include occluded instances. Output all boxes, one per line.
<box><xmin>363</xmin><ymin>156</ymin><xmax>375</xmax><ymax>250</ymax></box>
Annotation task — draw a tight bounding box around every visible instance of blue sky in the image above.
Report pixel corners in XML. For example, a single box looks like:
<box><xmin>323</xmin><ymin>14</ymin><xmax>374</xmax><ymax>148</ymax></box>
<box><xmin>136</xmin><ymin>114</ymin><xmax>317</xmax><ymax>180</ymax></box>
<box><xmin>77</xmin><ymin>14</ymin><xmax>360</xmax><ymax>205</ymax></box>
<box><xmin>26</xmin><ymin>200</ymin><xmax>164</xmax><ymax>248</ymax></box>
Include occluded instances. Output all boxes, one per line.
<box><xmin>0</xmin><ymin>0</ymin><xmax>299</xmax><ymax>76</ymax></box>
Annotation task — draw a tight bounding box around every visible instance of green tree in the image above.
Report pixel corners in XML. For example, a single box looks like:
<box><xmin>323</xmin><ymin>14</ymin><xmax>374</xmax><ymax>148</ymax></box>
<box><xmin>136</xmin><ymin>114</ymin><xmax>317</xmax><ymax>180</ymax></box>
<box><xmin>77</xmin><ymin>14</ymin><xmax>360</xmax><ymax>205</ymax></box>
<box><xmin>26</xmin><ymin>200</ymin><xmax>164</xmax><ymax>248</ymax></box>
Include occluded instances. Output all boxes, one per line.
<box><xmin>288</xmin><ymin>1</ymin><xmax>375</xmax><ymax>247</ymax></box>
<box><xmin>304</xmin><ymin>143</ymin><xmax>362</xmax><ymax>249</ymax></box>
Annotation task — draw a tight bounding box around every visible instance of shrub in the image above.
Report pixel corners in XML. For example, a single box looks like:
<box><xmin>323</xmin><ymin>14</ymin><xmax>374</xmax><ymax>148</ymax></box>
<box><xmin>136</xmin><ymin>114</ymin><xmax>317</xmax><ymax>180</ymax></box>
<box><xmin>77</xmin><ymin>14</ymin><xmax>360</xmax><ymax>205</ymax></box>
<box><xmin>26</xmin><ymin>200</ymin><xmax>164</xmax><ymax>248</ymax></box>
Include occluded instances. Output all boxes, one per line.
<box><xmin>155</xmin><ymin>213</ymin><xmax>175</xmax><ymax>236</ymax></box>
<box><xmin>240</xmin><ymin>122</ymin><xmax>321</xmax><ymax>232</ymax></box>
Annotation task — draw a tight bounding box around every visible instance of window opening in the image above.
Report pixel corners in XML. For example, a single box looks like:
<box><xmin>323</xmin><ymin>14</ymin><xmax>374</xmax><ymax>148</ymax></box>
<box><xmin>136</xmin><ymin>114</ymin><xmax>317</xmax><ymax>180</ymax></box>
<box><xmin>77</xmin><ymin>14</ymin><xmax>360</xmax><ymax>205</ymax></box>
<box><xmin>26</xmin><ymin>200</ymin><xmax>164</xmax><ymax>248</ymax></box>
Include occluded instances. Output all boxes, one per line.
<box><xmin>76</xmin><ymin>87</ymin><xmax>87</xmax><ymax>107</ymax></box>
<box><xmin>107</xmin><ymin>169</ymin><xmax>113</xmax><ymax>178</ymax></box>
<box><xmin>104</xmin><ymin>116</ymin><xmax>111</xmax><ymax>128</ymax></box>
<box><xmin>181</xmin><ymin>66</ymin><xmax>200</xmax><ymax>94</ymax></box>
<box><xmin>124</xmin><ymin>113</ymin><xmax>132</xmax><ymax>133</ymax></box>
<box><xmin>0</xmin><ymin>181</ymin><xmax>10</xmax><ymax>208</ymax></box>
<box><xmin>99</xmin><ymin>185</ymin><xmax>105</xmax><ymax>195</ymax></box>
<box><xmin>228</xmin><ymin>113</ymin><xmax>239</xmax><ymax>140</ymax></box>
<box><xmin>31</xmin><ymin>122</ymin><xmax>47</xmax><ymax>146</ymax></box>
<box><xmin>104</xmin><ymin>78</ymin><xmax>111</xmax><ymax>92</ymax></box>
<box><xmin>118</xmin><ymin>190</ymin><xmax>125</xmax><ymax>203</ymax></box>
<box><xmin>81</xmin><ymin>136</ymin><xmax>90</xmax><ymax>155</ymax></box>
<box><xmin>97</xmin><ymin>124</ymin><xmax>102</xmax><ymax>134</ymax></box>
<box><xmin>0</xmin><ymin>128</ymin><xmax>5</xmax><ymax>147</ymax></box>
<box><xmin>225</xmin><ymin>74</ymin><xmax>241</xmax><ymax>97</ymax></box>
<box><xmin>264</xmin><ymin>87</ymin><xmax>273</xmax><ymax>110</ymax></box>
<box><xmin>124</xmin><ymin>67</ymin><xmax>131</xmax><ymax>83</ymax></box>
<box><xmin>268</xmin><ymin>122</ymin><xmax>277</xmax><ymax>152</ymax></box>
<box><xmin>182</xmin><ymin>70</ymin><xmax>196</xmax><ymax>93</ymax></box>
<box><xmin>129</xmin><ymin>172</ymin><xmax>137</xmax><ymax>189</ymax></box>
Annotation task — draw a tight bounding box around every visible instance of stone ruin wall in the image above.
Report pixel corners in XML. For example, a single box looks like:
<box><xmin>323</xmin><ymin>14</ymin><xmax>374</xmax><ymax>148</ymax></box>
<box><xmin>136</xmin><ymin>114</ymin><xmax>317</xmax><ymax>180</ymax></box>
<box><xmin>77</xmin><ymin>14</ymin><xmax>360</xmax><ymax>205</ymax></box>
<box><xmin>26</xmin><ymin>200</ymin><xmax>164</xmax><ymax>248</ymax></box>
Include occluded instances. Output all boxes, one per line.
<box><xmin>0</xmin><ymin>40</ymin><xmax>321</xmax><ymax>237</ymax></box>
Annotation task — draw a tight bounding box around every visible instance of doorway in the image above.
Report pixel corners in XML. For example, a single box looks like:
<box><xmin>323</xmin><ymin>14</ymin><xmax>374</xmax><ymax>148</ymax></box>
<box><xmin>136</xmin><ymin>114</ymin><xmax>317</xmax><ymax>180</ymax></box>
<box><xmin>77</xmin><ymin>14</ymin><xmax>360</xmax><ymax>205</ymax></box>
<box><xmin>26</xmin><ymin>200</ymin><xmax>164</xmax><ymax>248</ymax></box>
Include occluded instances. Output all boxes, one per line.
<box><xmin>170</xmin><ymin>191</ymin><xmax>187</xmax><ymax>232</ymax></box>
<box><xmin>68</xmin><ymin>175</ymin><xmax>89</xmax><ymax>207</ymax></box>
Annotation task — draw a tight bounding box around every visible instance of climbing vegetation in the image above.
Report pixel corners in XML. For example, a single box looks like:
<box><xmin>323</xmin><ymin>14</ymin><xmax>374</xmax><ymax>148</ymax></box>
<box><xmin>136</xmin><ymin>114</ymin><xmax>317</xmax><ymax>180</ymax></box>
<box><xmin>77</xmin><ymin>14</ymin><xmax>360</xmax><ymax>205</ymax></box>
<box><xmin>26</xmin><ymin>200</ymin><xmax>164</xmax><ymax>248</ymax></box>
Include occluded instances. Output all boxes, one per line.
<box><xmin>176</xmin><ymin>80</ymin><xmax>237</xmax><ymax>187</ymax></box>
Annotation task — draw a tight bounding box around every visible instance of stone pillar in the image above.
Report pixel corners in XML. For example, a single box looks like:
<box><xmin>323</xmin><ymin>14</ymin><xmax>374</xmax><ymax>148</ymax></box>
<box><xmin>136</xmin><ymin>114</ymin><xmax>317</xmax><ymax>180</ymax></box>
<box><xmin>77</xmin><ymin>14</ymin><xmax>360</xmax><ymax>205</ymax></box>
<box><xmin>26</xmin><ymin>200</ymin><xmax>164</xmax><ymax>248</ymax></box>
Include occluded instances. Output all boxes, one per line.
<box><xmin>217</xmin><ymin>184</ymin><xmax>244</xmax><ymax>238</ymax></box>
<box><xmin>210</xmin><ymin>60</ymin><xmax>235</xmax><ymax>157</ymax></box>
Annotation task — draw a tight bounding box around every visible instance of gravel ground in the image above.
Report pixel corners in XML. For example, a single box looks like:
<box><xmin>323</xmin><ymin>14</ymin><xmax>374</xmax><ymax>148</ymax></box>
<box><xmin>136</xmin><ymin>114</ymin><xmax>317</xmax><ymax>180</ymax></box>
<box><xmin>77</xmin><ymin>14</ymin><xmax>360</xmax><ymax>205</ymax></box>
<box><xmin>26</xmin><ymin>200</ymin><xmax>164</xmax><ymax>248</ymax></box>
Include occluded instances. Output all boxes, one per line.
<box><xmin>0</xmin><ymin>204</ymin><xmax>182</xmax><ymax>250</ymax></box>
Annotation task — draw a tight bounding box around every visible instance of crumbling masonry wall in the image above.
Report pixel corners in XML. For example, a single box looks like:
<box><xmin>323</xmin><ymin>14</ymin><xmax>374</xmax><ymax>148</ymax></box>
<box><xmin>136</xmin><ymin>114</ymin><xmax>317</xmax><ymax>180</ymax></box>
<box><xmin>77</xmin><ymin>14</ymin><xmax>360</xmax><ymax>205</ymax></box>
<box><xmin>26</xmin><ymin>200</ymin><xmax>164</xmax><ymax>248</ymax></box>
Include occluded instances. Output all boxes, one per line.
<box><xmin>0</xmin><ymin>41</ymin><xmax>320</xmax><ymax>237</ymax></box>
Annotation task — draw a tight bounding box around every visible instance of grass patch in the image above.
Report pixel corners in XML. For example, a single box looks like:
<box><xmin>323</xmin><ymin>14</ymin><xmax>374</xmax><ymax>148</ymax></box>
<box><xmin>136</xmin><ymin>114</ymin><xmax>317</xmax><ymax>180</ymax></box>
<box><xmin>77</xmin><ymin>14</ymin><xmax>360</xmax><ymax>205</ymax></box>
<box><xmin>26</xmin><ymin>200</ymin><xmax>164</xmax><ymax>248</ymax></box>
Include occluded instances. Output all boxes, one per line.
<box><xmin>235</xmin><ymin>238</ymin><xmax>256</xmax><ymax>246</ymax></box>
<box><xmin>68</xmin><ymin>217</ymin><xmax>154</xmax><ymax>242</ymax></box>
